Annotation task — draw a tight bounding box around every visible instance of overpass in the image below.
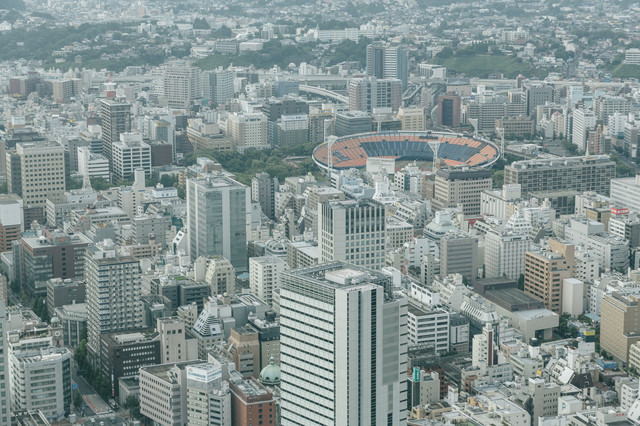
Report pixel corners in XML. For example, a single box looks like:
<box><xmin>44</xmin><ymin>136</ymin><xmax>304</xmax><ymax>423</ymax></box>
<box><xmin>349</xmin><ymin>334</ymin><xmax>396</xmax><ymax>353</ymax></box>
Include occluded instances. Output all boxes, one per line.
<box><xmin>299</xmin><ymin>85</ymin><xmax>348</xmax><ymax>104</ymax></box>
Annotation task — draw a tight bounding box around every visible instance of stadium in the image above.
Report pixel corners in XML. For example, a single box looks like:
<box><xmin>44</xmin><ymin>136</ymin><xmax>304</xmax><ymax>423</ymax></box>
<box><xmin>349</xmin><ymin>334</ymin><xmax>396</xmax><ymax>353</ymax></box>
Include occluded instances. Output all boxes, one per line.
<box><xmin>312</xmin><ymin>131</ymin><xmax>500</xmax><ymax>171</ymax></box>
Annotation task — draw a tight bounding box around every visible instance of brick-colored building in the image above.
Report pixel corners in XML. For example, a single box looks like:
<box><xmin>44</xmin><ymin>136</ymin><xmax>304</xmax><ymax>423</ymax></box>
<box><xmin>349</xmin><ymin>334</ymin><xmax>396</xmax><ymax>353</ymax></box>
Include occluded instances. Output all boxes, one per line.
<box><xmin>230</xmin><ymin>376</ymin><xmax>275</xmax><ymax>426</ymax></box>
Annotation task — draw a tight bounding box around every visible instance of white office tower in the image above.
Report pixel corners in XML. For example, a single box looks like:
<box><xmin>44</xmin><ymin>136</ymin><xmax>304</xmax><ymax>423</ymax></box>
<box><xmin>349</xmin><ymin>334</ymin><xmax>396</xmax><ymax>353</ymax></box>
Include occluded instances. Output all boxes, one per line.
<box><xmin>203</xmin><ymin>68</ymin><xmax>235</xmax><ymax>105</ymax></box>
<box><xmin>162</xmin><ymin>60</ymin><xmax>201</xmax><ymax>109</ymax></box>
<box><xmin>86</xmin><ymin>239</ymin><xmax>143</xmax><ymax>357</ymax></box>
<box><xmin>280</xmin><ymin>263</ymin><xmax>408</xmax><ymax>425</ymax></box>
<box><xmin>318</xmin><ymin>199</ymin><xmax>386</xmax><ymax>270</ymax></box>
<box><xmin>186</xmin><ymin>363</ymin><xmax>232</xmax><ymax>426</ymax></box>
<box><xmin>0</xmin><ymin>302</ymin><xmax>9</xmax><ymax>426</ymax></box>
<box><xmin>249</xmin><ymin>256</ymin><xmax>288</xmax><ymax>307</ymax></box>
<box><xmin>9</xmin><ymin>347</ymin><xmax>72</xmax><ymax>420</ymax></box>
<box><xmin>572</xmin><ymin>108</ymin><xmax>596</xmax><ymax>152</ymax></box>
<box><xmin>484</xmin><ymin>212</ymin><xmax>531</xmax><ymax>280</ymax></box>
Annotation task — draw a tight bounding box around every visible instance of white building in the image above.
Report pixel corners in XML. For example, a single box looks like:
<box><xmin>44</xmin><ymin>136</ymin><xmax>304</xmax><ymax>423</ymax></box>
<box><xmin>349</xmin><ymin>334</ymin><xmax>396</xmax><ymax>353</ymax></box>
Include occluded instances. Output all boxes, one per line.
<box><xmin>280</xmin><ymin>263</ymin><xmax>408</xmax><ymax>425</ymax></box>
<box><xmin>249</xmin><ymin>256</ymin><xmax>288</xmax><ymax>307</ymax></box>
<box><xmin>484</xmin><ymin>225</ymin><xmax>529</xmax><ymax>280</ymax></box>
<box><xmin>77</xmin><ymin>146</ymin><xmax>110</xmax><ymax>181</ymax></box>
<box><xmin>562</xmin><ymin>278</ymin><xmax>584</xmax><ymax>317</ymax></box>
<box><xmin>407</xmin><ymin>302</ymin><xmax>450</xmax><ymax>353</ymax></box>
<box><xmin>611</xmin><ymin>175</ymin><xmax>640</xmax><ymax>213</ymax></box>
<box><xmin>9</xmin><ymin>347</ymin><xmax>72</xmax><ymax>420</ymax></box>
<box><xmin>572</xmin><ymin>108</ymin><xmax>596</xmax><ymax>152</ymax></box>
<box><xmin>186</xmin><ymin>363</ymin><xmax>232</xmax><ymax>426</ymax></box>
<box><xmin>318</xmin><ymin>199</ymin><xmax>386</xmax><ymax>270</ymax></box>
<box><xmin>162</xmin><ymin>60</ymin><xmax>201</xmax><ymax>109</ymax></box>
<box><xmin>111</xmin><ymin>133</ymin><xmax>151</xmax><ymax>182</ymax></box>
<box><xmin>16</xmin><ymin>141</ymin><xmax>66</xmax><ymax>209</ymax></box>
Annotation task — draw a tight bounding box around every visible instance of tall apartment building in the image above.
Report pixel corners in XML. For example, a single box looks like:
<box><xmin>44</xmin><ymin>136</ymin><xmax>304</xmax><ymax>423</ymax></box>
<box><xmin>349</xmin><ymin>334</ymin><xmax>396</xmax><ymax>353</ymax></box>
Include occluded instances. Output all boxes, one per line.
<box><xmin>203</xmin><ymin>68</ymin><xmax>234</xmax><ymax>105</ymax></box>
<box><xmin>318</xmin><ymin>199</ymin><xmax>386</xmax><ymax>270</ymax></box>
<box><xmin>594</xmin><ymin>95</ymin><xmax>631</xmax><ymax>121</ymax></box>
<box><xmin>484</xmin><ymin>226</ymin><xmax>530</xmax><ymax>280</ymax></box>
<box><xmin>52</xmin><ymin>78</ymin><xmax>81</xmax><ymax>103</ymax></box>
<box><xmin>249</xmin><ymin>256</ymin><xmax>288</xmax><ymax>307</ymax></box>
<box><xmin>523</xmin><ymin>239</ymin><xmax>574</xmax><ymax>314</ymax></box>
<box><xmin>610</xmin><ymin>175</ymin><xmax>640</xmax><ymax>213</ymax></box>
<box><xmin>366</xmin><ymin>43</ymin><xmax>408</xmax><ymax>89</ymax></box>
<box><xmin>572</xmin><ymin>108</ymin><xmax>596</xmax><ymax>152</ymax></box>
<box><xmin>16</xmin><ymin>141</ymin><xmax>66</xmax><ymax>222</ymax></box>
<box><xmin>432</xmin><ymin>167</ymin><xmax>492</xmax><ymax>216</ymax></box>
<box><xmin>227</xmin><ymin>112</ymin><xmax>269</xmax><ymax>152</ymax></box>
<box><xmin>162</xmin><ymin>60</ymin><xmax>201</xmax><ymax>109</ymax></box>
<box><xmin>86</xmin><ymin>240</ymin><xmax>143</xmax><ymax>358</ymax></box>
<box><xmin>504</xmin><ymin>156</ymin><xmax>616</xmax><ymax>196</ymax></box>
<box><xmin>100</xmin><ymin>98</ymin><xmax>131</xmax><ymax>167</ymax></box>
<box><xmin>9</xmin><ymin>347</ymin><xmax>72</xmax><ymax>420</ymax></box>
<box><xmin>111</xmin><ymin>133</ymin><xmax>151</xmax><ymax>182</ymax></box>
<box><xmin>251</xmin><ymin>172</ymin><xmax>278</xmax><ymax>220</ymax></box>
<box><xmin>348</xmin><ymin>77</ymin><xmax>402</xmax><ymax>113</ymax></box>
<box><xmin>279</xmin><ymin>263</ymin><xmax>408</xmax><ymax>425</ymax></box>
<box><xmin>0</xmin><ymin>302</ymin><xmax>9</xmax><ymax>426</ymax></box>
<box><xmin>186</xmin><ymin>175</ymin><xmax>249</xmax><ymax>271</ymax></box>
<box><xmin>308</xmin><ymin>110</ymin><xmax>334</xmax><ymax>143</ymax></box>
<box><xmin>601</xmin><ymin>292</ymin><xmax>640</xmax><ymax>364</ymax></box>
<box><xmin>186</xmin><ymin>363</ymin><xmax>232</xmax><ymax>426</ymax></box>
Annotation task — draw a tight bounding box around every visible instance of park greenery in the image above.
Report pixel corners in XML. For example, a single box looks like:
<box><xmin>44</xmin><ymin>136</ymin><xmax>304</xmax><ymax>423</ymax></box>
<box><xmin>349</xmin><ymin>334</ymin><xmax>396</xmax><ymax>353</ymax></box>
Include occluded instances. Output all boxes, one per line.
<box><xmin>184</xmin><ymin>142</ymin><xmax>321</xmax><ymax>185</ymax></box>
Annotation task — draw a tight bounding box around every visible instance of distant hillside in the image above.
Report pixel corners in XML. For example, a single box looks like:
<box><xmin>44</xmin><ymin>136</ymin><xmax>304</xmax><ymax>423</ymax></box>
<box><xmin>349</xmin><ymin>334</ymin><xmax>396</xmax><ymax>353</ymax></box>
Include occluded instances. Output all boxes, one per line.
<box><xmin>0</xmin><ymin>0</ymin><xmax>25</xmax><ymax>10</ymax></box>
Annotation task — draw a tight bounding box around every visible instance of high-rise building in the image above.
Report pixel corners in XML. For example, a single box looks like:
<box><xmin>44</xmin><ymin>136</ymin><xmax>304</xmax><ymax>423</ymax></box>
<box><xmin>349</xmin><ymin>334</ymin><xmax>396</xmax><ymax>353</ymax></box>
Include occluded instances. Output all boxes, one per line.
<box><xmin>280</xmin><ymin>263</ymin><xmax>408</xmax><ymax>425</ymax></box>
<box><xmin>9</xmin><ymin>347</ymin><xmax>72</xmax><ymax>419</ymax></box>
<box><xmin>572</xmin><ymin>108</ymin><xmax>596</xmax><ymax>152</ymax></box>
<box><xmin>187</xmin><ymin>175</ymin><xmax>249</xmax><ymax>272</ymax></box>
<box><xmin>226</xmin><ymin>326</ymin><xmax>261</xmax><ymax>378</ymax></box>
<box><xmin>163</xmin><ymin>60</ymin><xmax>201</xmax><ymax>109</ymax></box>
<box><xmin>504</xmin><ymin>156</ymin><xmax>616</xmax><ymax>196</ymax></box>
<box><xmin>432</xmin><ymin>167</ymin><xmax>493</xmax><ymax>216</ymax></box>
<box><xmin>16</xmin><ymin>141</ymin><xmax>66</xmax><ymax>222</ymax></box>
<box><xmin>0</xmin><ymin>302</ymin><xmax>9</xmax><ymax>426</ymax></box>
<box><xmin>601</xmin><ymin>292</ymin><xmax>640</xmax><ymax>364</ymax></box>
<box><xmin>437</xmin><ymin>94</ymin><xmax>461</xmax><ymax>127</ymax></box>
<box><xmin>86</xmin><ymin>240</ymin><xmax>143</xmax><ymax>358</ymax></box>
<box><xmin>251</xmin><ymin>172</ymin><xmax>278</xmax><ymax>220</ymax></box>
<box><xmin>13</xmin><ymin>230</ymin><xmax>91</xmax><ymax>296</ymax></box>
<box><xmin>366</xmin><ymin>43</ymin><xmax>409</xmax><ymax>89</ymax></box>
<box><xmin>440</xmin><ymin>231</ymin><xmax>479</xmax><ymax>283</ymax></box>
<box><xmin>249</xmin><ymin>256</ymin><xmax>288</xmax><ymax>307</ymax></box>
<box><xmin>349</xmin><ymin>77</ymin><xmax>402</xmax><ymax>113</ymax></box>
<box><xmin>524</xmin><ymin>84</ymin><xmax>553</xmax><ymax>117</ymax></box>
<box><xmin>484</xmin><ymin>225</ymin><xmax>530</xmax><ymax>280</ymax></box>
<box><xmin>111</xmin><ymin>133</ymin><xmax>151</xmax><ymax>182</ymax></box>
<box><xmin>186</xmin><ymin>363</ymin><xmax>232</xmax><ymax>426</ymax></box>
<box><xmin>203</xmin><ymin>68</ymin><xmax>234</xmax><ymax>105</ymax></box>
<box><xmin>226</xmin><ymin>112</ymin><xmax>269</xmax><ymax>152</ymax></box>
<box><xmin>318</xmin><ymin>199</ymin><xmax>386</xmax><ymax>270</ymax></box>
<box><xmin>158</xmin><ymin>317</ymin><xmax>192</xmax><ymax>364</ymax></box>
<box><xmin>100</xmin><ymin>98</ymin><xmax>131</xmax><ymax>167</ymax></box>
<box><xmin>523</xmin><ymin>239</ymin><xmax>574</xmax><ymax>314</ymax></box>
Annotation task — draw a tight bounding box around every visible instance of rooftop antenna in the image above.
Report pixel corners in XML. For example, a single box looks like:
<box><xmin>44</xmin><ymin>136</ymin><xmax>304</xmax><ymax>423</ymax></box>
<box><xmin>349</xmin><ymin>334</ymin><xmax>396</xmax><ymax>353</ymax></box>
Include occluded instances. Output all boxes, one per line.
<box><xmin>428</xmin><ymin>140</ymin><xmax>440</xmax><ymax>171</ymax></box>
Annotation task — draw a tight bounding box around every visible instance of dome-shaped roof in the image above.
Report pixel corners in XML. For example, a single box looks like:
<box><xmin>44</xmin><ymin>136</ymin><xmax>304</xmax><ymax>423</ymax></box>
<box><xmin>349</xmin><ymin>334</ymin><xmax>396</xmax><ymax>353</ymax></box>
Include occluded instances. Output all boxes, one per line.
<box><xmin>259</xmin><ymin>356</ymin><xmax>280</xmax><ymax>386</ymax></box>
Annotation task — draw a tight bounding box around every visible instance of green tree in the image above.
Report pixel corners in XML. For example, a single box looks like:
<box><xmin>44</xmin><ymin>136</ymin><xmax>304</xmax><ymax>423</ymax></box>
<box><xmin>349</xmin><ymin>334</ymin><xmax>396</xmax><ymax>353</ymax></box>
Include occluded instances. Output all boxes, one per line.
<box><xmin>124</xmin><ymin>395</ymin><xmax>141</xmax><ymax>419</ymax></box>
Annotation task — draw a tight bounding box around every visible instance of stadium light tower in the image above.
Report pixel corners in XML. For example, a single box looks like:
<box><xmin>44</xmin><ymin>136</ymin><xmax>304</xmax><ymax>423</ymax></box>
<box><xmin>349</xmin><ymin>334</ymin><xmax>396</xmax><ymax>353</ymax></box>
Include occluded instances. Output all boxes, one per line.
<box><xmin>326</xmin><ymin>135</ymin><xmax>338</xmax><ymax>183</ymax></box>
<box><xmin>428</xmin><ymin>140</ymin><xmax>440</xmax><ymax>171</ymax></box>
<box><xmin>496</xmin><ymin>127</ymin><xmax>505</xmax><ymax>160</ymax></box>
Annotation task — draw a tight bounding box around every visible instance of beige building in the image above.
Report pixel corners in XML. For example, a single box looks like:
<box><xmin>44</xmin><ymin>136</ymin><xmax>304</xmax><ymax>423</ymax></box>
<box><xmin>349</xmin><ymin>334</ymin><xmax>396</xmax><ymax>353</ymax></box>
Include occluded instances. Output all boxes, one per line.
<box><xmin>601</xmin><ymin>292</ymin><xmax>640</xmax><ymax>364</ymax></box>
<box><xmin>225</xmin><ymin>326</ymin><xmax>260</xmax><ymax>378</ymax></box>
<box><xmin>433</xmin><ymin>167</ymin><xmax>492</xmax><ymax>216</ymax></box>
<box><xmin>495</xmin><ymin>115</ymin><xmax>535</xmax><ymax>139</ymax></box>
<box><xmin>523</xmin><ymin>239</ymin><xmax>574</xmax><ymax>314</ymax></box>
<box><xmin>226</xmin><ymin>112</ymin><xmax>269</xmax><ymax>152</ymax></box>
<box><xmin>157</xmin><ymin>317</ymin><xmax>197</xmax><ymax>364</ymax></box>
<box><xmin>17</xmin><ymin>141</ymin><xmax>66</xmax><ymax>214</ymax></box>
<box><xmin>204</xmin><ymin>256</ymin><xmax>236</xmax><ymax>296</ymax></box>
<box><xmin>249</xmin><ymin>256</ymin><xmax>288</xmax><ymax>308</ymax></box>
<box><xmin>398</xmin><ymin>107</ymin><xmax>426</xmax><ymax>131</ymax></box>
